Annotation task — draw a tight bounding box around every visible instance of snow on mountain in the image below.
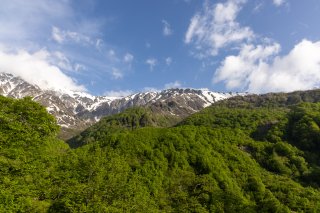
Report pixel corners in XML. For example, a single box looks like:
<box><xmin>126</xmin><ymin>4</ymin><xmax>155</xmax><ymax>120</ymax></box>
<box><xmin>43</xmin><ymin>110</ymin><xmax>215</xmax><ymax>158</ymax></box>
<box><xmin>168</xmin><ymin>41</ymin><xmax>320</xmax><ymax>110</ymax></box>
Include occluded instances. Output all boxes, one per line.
<box><xmin>0</xmin><ymin>72</ymin><xmax>242</xmax><ymax>133</ymax></box>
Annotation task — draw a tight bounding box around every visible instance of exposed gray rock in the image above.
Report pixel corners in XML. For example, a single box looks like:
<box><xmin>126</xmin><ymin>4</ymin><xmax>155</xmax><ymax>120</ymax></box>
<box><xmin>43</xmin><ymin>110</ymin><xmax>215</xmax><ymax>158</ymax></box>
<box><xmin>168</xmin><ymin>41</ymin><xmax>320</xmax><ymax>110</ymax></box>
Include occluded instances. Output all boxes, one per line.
<box><xmin>0</xmin><ymin>72</ymin><xmax>242</xmax><ymax>136</ymax></box>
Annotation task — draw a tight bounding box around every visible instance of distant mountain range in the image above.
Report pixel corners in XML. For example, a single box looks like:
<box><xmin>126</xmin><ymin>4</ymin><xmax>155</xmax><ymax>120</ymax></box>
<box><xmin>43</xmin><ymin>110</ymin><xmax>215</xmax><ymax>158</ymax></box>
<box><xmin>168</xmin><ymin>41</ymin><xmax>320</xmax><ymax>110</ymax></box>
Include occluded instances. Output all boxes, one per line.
<box><xmin>0</xmin><ymin>72</ymin><xmax>244</xmax><ymax>138</ymax></box>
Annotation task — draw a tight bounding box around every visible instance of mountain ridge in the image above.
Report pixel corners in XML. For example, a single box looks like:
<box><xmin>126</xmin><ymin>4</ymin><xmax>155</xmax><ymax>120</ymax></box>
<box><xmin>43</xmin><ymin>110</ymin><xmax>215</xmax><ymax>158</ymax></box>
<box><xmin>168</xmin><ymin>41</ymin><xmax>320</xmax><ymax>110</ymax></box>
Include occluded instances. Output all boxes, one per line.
<box><xmin>0</xmin><ymin>72</ymin><xmax>242</xmax><ymax>138</ymax></box>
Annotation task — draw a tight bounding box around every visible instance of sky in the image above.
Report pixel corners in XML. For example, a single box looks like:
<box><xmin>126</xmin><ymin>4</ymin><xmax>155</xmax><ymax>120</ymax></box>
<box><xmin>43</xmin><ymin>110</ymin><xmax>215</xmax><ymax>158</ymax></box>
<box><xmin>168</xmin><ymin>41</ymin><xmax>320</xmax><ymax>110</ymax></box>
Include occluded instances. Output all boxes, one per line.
<box><xmin>1</xmin><ymin>0</ymin><xmax>320</xmax><ymax>96</ymax></box>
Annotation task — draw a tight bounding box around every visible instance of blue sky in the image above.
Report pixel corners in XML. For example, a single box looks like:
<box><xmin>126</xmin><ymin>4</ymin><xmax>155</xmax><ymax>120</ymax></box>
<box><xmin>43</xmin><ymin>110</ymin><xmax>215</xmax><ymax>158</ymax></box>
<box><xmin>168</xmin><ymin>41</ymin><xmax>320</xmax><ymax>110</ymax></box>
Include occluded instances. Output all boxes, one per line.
<box><xmin>1</xmin><ymin>0</ymin><xmax>320</xmax><ymax>96</ymax></box>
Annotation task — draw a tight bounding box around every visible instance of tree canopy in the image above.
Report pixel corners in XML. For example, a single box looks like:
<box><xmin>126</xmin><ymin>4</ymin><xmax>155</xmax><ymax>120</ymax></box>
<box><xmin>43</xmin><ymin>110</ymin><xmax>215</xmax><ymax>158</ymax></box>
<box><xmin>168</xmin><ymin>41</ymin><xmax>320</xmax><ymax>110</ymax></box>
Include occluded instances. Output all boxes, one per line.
<box><xmin>1</xmin><ymin>92</ymin><xmax>320</xmax><ymax>212</ymax></box>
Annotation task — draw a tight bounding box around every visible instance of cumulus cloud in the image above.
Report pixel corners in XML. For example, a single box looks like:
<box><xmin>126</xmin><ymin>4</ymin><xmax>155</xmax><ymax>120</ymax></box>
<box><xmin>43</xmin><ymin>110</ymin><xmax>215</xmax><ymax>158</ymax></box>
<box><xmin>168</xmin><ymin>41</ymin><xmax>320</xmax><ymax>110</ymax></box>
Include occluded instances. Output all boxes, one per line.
<box><xmin>146</xmin><ymin>58</ymin><xmax>158</xmax><ymax>71</ymax></box>
<box><xmin>164</xmin><ymin>81</ymin><xmax>182</xmax><ymax>89</ymax></box>
<box><xmin>0</xmin><ymin>48</ymin><xmax>85</xmax><ymax>92</ymax></box>
<box><xmin>103</xmin><ymin>90</ymin><xmax>133</xmax><ymax>97</ymax></box>
<box><xmin>0</xmin><ymin>0</ymin><xmax>135</xmax><ymax>94</ymax></box>
<box><xmin>185</xmin><ymin>0</ymin><xmax>253</xmax><ymax>57</ymax></box>
<box><xmin>162</xmin><ymin>20</ymin><xmax>173</xmax><ymax>36</ymax></box>
<box><xmin>214</xmin><ymin>40</ymin><xmax>320</xmax><ymax>93</ymax></box>
<box><xmin>273</xmin><ymin>0</ymin><xmax>286</xmax><ymax>7</ymax></box>
<box><xmin>184</xmin><ymin>0</ymin><xmax>318</xmax><ymax>93</ymax></box>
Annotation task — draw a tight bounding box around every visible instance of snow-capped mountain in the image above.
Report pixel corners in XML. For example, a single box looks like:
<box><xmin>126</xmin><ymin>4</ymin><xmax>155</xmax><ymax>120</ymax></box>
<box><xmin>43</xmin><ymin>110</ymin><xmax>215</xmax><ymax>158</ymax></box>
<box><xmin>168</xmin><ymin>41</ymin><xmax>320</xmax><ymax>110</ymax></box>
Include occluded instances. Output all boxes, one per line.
<box><xmin>0</xmin><ymin>72</ymin><xmax>242</xmax><ymax>136</ymax></box>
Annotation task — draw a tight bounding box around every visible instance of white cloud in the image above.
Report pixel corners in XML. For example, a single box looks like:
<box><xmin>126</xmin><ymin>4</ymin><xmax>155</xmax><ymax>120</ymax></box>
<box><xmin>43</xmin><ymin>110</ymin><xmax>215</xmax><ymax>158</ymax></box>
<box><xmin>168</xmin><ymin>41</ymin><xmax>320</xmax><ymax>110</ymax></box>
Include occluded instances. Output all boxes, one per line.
<box><xmin>0</xmin><ymin>0</ymin><xmax>72</xmax><ymax>45</ymax></box>
<box><xmin>164</xmin><ymin>81</ymin><xmax>182</xmax><ymax>89</ymax></box>
<box><xmin>184</xmin><ymin>0</ymin><xmax>317</xmax><ymax>94</ymax></box>
<box><xmin>52</xmin><ymin>27</ymin><xmax>64</xmax><ymax>43</ymax></box>
<box><xmin>146</xmin><ymin>58</ymin><xmax>158</xmax><ymax>71</ymax></box>
<box><xmin>106</xmin><ymin>49</ymin><xmax>121</xmax><ymax>63</ymax></box>
<box><xmin>253</xmin><ymin>2</ymin><xmax>264</xmax><ymax>13</ymax></box>
<box><xmin>0</xmin><ymin>0</ymin><xmax>135</xmax><ymax>93</ymax></box>
<box><xmin>95</xmin><ymin>39</ymin><xmax>104</xmax><ymax>50</ymax></box>
<box><xmin>185</xmin><ymin>0</ymin><xmax>253</xmax><ymax>57</ymax></box>
<box><xmin>124</xmin><ymin>53</ymin><xmax>134</xmax><ymax>63</ymax></box>
<box><xmin>142</xmin><ymin>81</ymin><xmax>182</xmax><ymax>92</ymax></box>
<box><xmin>214</xmin><ymin>40</ymin><xmax>320</xmax><ymax>93</ymax></box>
<box><xmin>111</xmin><ymin>68</ymin><xmax>123</xmax><ymax>80</ymax></box>
<box><xmin>52</xmin><ymin>51</ymin><xmax>73</xmax><ymax>71</ymax></box>
<box><xmin>50</xmin><ymin>51</ymin><xmax>86</xmax><ymax>73</ymax></box>
<box><xmin>108</xmin><ymin>50</ymin><xmax>116</xmax><ymax>57</ymax></box>
<box><xmin>0</xmin><ymin>48</ymin><xmax>85</xmax><ymax>92</ymax></box>
<box><xmin>52</xmin><ymin>26</ymin><xmax>93</xmax><ymax>45</ymax></box>
<box><xmin>104</xmin><ymin>90</ymin><xmax>133</xmax><ymax>97</ymax></box>
<box><xmin>74</xmin><ymin>63</ymin><xmax>86</xmax><ymax>72</ymax></box>
<box><xmin>165</xmin><ymin>57</ymin><xmax>172</xmax><ymax>66</ymax></box>
<box><xmin>273</xmin><ymin>0</ymin><xmax>286</xmax><ymax>7</ymax></box>
<box><xmin>162</xmin><ymin>20</ymin><xmax>173</xmax><ymax>36</ymax></box>
<box><xmin>143</xmin><ymin>87</ymin><xmax>160</xmax><ymax>92</ymax></box>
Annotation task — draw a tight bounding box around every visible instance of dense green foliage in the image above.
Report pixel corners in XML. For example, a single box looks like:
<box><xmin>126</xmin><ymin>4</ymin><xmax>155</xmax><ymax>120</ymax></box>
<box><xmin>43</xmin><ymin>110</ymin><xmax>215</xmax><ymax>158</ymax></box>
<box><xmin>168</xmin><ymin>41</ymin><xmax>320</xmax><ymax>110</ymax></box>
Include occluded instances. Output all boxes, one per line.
<box><xmin>0</xmin><ymin>96</ymin><xmax>69</xmax><ymax>212</ymax></box>
<box><xmin>2</xmin><ymin>91</ymin><xmax>320</xmax><ymax>212</ymax></box>
<box><xmin>68</xmin><ymin>107</ymin><xmax>179</xmax><ymax>148</ymax></box>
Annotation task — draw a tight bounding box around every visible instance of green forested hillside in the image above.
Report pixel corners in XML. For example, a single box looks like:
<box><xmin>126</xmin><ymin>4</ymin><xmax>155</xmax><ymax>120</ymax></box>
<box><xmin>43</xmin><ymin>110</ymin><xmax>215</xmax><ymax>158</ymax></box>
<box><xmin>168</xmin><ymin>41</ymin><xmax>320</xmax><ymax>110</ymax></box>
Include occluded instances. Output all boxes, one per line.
<box><xmin>0</xmin><ymin>96</ymin><xmax>69</xmax><ymax>212</ymax></box>
<box><xmin>1</xmin><ymin>93</ymin><xmax>320</xmax><ymax>212</ymax></box>
<box><xmin>68</xmin><ymin>107</ymin><xmax>179</xmax><ymax>148</ymax></box>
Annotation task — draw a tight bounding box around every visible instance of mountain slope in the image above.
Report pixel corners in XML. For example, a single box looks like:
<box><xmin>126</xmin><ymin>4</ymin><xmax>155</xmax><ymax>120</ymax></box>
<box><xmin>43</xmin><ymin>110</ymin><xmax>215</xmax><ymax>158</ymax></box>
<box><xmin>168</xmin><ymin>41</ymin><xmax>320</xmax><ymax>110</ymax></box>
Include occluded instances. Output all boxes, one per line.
<box><xmin>2</xmin><ymin>90</ymin><xmax>320</xmax><ymax>212</ymax></box>
<box><xmin>62</xmin><ymin>89</ymin><xmax>320</xmax><ymax>212</ymax></box>
<box><xmin>68</xmin><ymin>107</ymin><xmax>181</xmax><ymax>148</ymax></box>
<box><xmin>0</xmin><ymin>72</ymin><xmax>240</xmax><ymax>139</ymax></box>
